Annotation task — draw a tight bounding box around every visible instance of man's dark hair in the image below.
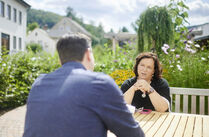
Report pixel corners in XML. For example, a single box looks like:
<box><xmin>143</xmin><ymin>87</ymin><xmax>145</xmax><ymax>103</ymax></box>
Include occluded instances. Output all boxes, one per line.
<box><xmin>56</xmin><ymin>33</ymin><xmax>91</xmax><ymax>65</ymax></box>
<box><xmin>133</xmin><ymin>52</ymin><xmax>162</xmax><ymax>80</ymax></box>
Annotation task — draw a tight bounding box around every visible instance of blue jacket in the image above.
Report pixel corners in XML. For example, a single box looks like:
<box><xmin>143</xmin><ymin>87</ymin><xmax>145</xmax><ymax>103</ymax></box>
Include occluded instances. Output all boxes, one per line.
<box><xmin>23</xmin><ymin>62</ymin><xmax>144</xmax><ymax>137</ymax></box>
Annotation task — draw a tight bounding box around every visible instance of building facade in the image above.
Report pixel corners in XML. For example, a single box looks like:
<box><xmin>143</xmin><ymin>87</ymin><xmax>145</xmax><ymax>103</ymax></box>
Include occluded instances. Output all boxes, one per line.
<box><xmin>26</xmin><ymin>28</ymin><xmax>56</xmax><ymax>55</ymax></box>
<box><xmin>0</xmin><ymin>0</ymin><xmax>30</xmax><ymax>54</ymax></box>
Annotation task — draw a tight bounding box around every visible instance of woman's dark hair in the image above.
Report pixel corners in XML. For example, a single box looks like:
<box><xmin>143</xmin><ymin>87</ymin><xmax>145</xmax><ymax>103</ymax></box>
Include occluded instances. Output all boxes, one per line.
<box><xmin>133</xmin><ymin>52</ymin><xmax>162</xmax><ymax>80</ymax></box>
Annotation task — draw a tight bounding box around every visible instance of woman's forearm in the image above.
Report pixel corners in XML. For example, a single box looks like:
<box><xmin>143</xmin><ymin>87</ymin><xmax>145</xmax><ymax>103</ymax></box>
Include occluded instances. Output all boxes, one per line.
<box><xmin>149</xmin><ymin>91</ymin><xmax>169</xmax><ymax>112</ymax></box>
<box><xmin>123</xmin><ymin>86</ymin><xmax>136</xmax><ymax>104</ymax></box>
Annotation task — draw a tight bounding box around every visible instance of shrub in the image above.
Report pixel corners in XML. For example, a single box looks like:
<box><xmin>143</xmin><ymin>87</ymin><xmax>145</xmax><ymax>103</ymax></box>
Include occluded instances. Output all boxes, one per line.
<box><xmin>93</xmin><ymin>43</ymin><xmax>137</xmax><ymax>74</ymax></box>
<box><xmin>26</xmin><ymin>43</ymin><xmax>43</xmax><ymax>53</ymax></box>
<box><xmin>0</xmin><ymin>51</ymin><xmax>60</xmax><ymax>109</ymax></box>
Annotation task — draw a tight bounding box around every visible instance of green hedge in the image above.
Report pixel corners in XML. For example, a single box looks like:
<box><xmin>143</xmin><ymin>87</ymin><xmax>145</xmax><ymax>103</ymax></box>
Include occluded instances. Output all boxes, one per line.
<box><xmin>0</xmin><ymin>51</ymin><xmax>60</xmax><ymax>109</ymax></box>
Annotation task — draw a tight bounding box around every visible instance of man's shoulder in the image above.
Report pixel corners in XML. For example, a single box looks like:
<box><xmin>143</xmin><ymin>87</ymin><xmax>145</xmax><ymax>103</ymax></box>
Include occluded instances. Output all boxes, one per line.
<box><xmin>89</xmin><ymin>71</ymin><xmax>115</xmax><ymax>84</ymax></box>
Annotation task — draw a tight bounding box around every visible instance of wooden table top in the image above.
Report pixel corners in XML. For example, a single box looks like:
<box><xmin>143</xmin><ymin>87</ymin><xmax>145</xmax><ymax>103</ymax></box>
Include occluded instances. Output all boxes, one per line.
<box><xmin>109</xmin><ymin>111</ymin><xmax>209</xmax><ymax>137</ymax></box>
<box><xmin>1</xmin><ymin>106</ymin><xmax>208</xmax><ymax>137</ymax></box>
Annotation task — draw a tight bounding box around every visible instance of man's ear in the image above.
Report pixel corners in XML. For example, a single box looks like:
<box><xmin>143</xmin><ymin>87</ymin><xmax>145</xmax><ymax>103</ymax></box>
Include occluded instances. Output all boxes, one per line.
<box><xmin>82</xmin><ymin>49</ymin><xmax>91</xmax><ymax>64</ymax></box>
<box><xmin>86</xmin><ymin>49</ymin><xmax>92</xmax><ymax>61</ymax></box>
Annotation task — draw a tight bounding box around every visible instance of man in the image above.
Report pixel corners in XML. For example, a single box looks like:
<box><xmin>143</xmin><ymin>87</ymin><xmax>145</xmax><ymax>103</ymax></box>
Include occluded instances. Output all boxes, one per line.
<box><xmin>23</xmin><ymin>33</ymin><xmax>144</xmax><ymax>137</ymax></box>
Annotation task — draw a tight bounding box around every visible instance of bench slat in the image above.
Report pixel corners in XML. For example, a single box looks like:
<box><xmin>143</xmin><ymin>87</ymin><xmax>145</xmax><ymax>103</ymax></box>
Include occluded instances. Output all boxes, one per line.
<box><xmin>170</xmin><ymin>87</ymin><xmax>209</xmax><ymax>96</ymax></box>
<box><xmin>183</xmin><ymin>95</ymin><xmax>188</xmax><ymax>113</ymax></box>
<box><xmin>200</xmin><ymin>96</ymin><xmax>205</xmax><ymax>115</ymax></box>
<box><xmin>191</xmin><ymin>95</ymin><xmax>196</xmax><ymax>114</ymax></box>
<box><xmin>175</xmin><ymin>95</ymin><xmax>180</xmax><ymax>113</ymax></box>
<box><xmin>208</xmin><ymin>96</ymin><xmax>209</xmax><ymax>115</ymax></box>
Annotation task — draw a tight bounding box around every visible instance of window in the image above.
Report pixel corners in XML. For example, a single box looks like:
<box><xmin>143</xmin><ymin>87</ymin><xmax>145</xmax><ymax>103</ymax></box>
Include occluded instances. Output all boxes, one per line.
<box><xmin>0</xmin><ymin>1</ymin><xmax>5</xmax><ymax>17</ymax></box>
<box><xmin>13</xmin><ymin>8</ymin><xmax>16</xmax><ymax>22</ymax></box>
<box><xmin>7</xmin><ymin>5</ymin><xmax>11</xmax><ymax>20</ymax></box>
<box><xmin>1</xmin><ymin>33</ymin><xmax>10</xmax><ymax>54</ymax></box>
<box><xmin>19</xmin><ymin>11</ymin><xmax>22</xmax><ymax>25</ymax></box>
<box><xmin>18</xmin><ymin>37</ymin><xmax>22</xmax><ymax>50</ymax></box>
<box><xmin>13</xmin><ymin>36</ymin><xmax>16</xmax><ymax>49</ymax></box>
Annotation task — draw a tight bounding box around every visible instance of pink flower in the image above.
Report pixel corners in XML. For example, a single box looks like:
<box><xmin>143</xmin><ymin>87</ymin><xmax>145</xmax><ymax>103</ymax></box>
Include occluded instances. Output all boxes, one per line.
<box><xmin>162</xmin><ymin>44</ymin><xmax>170</xmax><ymax>54</ymax></box>
<box><xmin>176</xmin><ymin>54</ymin><xmax>180</xmax><ymax>58</ymax></box>
<box><xmin>162</xmin><ymin>47</ymin><xmax>168</xmax><ymax>54</ymax></box>
<box><xmin>163</xmin><ymin>44</ymin><xmax>170</xmax><ymax>49</ymax></box>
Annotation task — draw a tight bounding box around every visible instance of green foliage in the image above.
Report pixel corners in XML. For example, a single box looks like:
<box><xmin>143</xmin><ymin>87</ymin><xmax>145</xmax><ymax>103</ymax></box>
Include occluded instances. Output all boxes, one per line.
<box><xmin>137</xmin><ymin>6</ymin><xmax>174</xmax><ymax>55</ymax></box>
<box><xmin>27</xmin><ymin>22</ymin><xmax>39</xmax><ymax>33</ymax></box>
<box><xmin>161</xmin><ymin>45</ymin><xmax>209</xmax><ymax>88</ymax></box>
<box><xmin>93</xmin><ymin>42</ymin><xmax>208</xmax><ymax>89</ymax></box>
<box><xmin>93</xmin><ymin>43</ymin><xmax>137</xmax><ymax>74</ymax></box>
<box><xmin>167</xmin><ymin>0</ymin><xmax>189</xmax><ymax>49</ymax></box>
<box><xmin>27</xmin><ymin>9</ymin><xmax>62</xmax><ymax>28</ymax></box>
<box><xmin>0</xmin><ymin>51</ymin><xmax>60</xmax><ymax>109</ymax></box>
<box><xmin>26</xmin><ymin>43</ymin><xmax>43</xmax><ymax>53</ymax></box>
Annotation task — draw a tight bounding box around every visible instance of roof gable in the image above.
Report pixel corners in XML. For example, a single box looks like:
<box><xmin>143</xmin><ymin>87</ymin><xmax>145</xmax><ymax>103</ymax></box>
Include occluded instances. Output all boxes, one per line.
<box><xmin>15</xmin><ymin>0</ymin><xmax>31</xmax><ymax>8</ymax></box>
<box><xmin>48</xmin><ymin>17</ymin><xmax>91</xmax><ymax>38</ymax></box>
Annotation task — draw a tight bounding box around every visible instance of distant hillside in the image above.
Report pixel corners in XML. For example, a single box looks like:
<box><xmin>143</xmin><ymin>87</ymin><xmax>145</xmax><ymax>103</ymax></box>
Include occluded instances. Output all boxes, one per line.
<box><xmin>27</xmin><ymin>9</ymin><xmax>62</xmax><ymax>28</ymax></box>
<box><xmin>27</xmin><ymin>8</ymin><xmax>107</xmax><ymax>45</ymax></box>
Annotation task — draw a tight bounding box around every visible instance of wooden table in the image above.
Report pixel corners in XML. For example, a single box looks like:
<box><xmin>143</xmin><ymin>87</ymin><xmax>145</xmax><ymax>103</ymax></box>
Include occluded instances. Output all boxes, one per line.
<box><xmin>109</xmin><ymin>111</ymin><xmax>209</xmax><ymax>137</ymax></box>
<box><xmin>0</xmin><ymin>106</ymin><xmax>209</xmax><ymax>137</ymax></box>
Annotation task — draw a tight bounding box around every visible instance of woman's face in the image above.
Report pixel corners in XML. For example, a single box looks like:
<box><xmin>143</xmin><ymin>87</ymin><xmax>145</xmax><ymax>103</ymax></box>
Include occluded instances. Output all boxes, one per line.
<box><xmin>137</xmin><ymin>58</ymin><xmax>155</xmax><ymax>81</ymax></box>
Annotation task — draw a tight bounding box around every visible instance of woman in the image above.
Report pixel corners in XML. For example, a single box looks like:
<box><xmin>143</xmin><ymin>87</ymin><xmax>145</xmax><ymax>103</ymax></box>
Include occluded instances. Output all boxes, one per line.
<box><xmin>121</xmin><ymin>52</ymin><xmax>170</xmax><ymax>112</ymax></box>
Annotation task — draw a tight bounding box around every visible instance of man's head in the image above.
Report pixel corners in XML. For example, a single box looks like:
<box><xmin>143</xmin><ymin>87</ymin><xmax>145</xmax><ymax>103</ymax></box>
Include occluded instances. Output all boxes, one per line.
<box><xmin>57</xmin><ymin>33</ymin><xmax>94</xmax><ymax>71</ymax></box>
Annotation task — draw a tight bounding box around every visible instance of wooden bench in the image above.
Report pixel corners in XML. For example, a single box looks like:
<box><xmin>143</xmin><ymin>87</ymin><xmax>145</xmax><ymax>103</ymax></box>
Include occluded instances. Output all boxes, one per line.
<box><xmin>170</xmin><ymin>87</ymin><xmax>209</xmax><ymax>115</ymax></box>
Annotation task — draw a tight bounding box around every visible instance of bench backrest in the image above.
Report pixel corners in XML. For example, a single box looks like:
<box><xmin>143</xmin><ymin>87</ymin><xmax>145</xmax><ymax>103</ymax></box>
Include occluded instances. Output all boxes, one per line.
<box><xmin>170</xmin><ymin>87</ymin><xmax>209</xmax><ymax>115</ymax></box>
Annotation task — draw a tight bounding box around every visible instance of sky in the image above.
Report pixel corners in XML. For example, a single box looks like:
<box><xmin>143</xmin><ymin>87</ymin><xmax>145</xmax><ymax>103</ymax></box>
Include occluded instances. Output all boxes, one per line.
<box><xmin>25</xmin><ymin>0</ymin><xmax>209</xmax><ymax>33</ymax></box>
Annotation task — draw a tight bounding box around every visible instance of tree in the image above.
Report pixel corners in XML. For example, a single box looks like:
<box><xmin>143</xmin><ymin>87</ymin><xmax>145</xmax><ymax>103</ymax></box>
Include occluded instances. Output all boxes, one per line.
<box><xmin>27</xmin><ymin>9</ymin><xmax>62</xmax><ymax>28</ymax></box>
<box><xmin>167</xmin><ymin>0</ymin><xmax>189</xmax><ymax>49</ymax></box>
<box><xmin>26</xmin><ymin>43</ymin><xmax>43</xmax><ymax>53</ymax></box>
<box><xmin>27</xmin><ymin>22</ymin><xmax>39</xmax><ymax>33</ymax></box>
<box><xmin>137</xmin><ymin>6</ymin><xmax>174</xmax><ymax>55</ymax></box>
<box><xmin>122</xmin><ymin>26</ymin><xmax>129</xmax><ymax>32</ymax></box>
<box><xmin>66</xmin><ymin>6</ymin><xmax>76</xmax><ymax>18</ymax></box>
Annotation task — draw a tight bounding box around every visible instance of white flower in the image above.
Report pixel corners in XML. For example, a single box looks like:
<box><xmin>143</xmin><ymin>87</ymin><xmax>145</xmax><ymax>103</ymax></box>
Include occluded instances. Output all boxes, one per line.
<box><xmin>201</xmin><ymin>57</ymin><xmax>206</xmax><ymax>61</ymax></box>
<box><xmin>177</xmin><ymin>61</ymin><xmax>180</xmax><ymax>63</ymax></box>
<box><xmin>206</xmin><ymin>71</ymin><xmax>209</xmax><ymax>74</ymax></box>
<box><xmin>187</xmin><ymin>40</ymin><xmax>193</xmax><ymax>44</ymax></box>
<box><xmin>185</xmin><ymin>44</ymin><xmax>191</xmax><ymax>48</ymax></box>
<box><xmin>185</xmin><ymin>47</ymin><xmax>196</xmax><ymax>54</ymax></box>
<box><xmin>170</xmin><ymin>49</ymin><xmax>175</xmax><ymax>52</ymax></box>
<box><xmin>194</xmin><ymin>44</ymin><xmax>200</xmax><ymax>48</ymax></box>
<box><xmin>31</xmin><ymin>57</ymin><xmax>36</xmax><ymax>61</ymax></box>
<box><xmin>170</xmin><ymin>65</ymin><xmax>173</xmax><ymax>68</ymax></box>
<box><xmin>190</xmin><ymin>49</ymin><xmax>196</xmax><ymax>54</ymax></box>
<box><xmin>177</xmin><ymin>64</ymin><xmax>183</xmax><ymax>71</ymax></box>
<box><xmin>2</xmin><ymin>63</ymin><xmax>6</xmax><ymax>67</ymax></box>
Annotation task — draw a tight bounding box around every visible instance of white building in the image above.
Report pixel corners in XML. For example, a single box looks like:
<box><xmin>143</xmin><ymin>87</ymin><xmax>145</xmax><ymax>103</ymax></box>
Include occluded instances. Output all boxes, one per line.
<box><xmin>0</xmin><ymin>0</ymin><xmax>30</xmax><ymax>54</ymax></box>
<box><xmin>26</xmin><ymin>28</ymin><xmax>56</xmax><ymax>54</ymax></box>
<box><xmin>48</xmin><ymin>17</ymin><xmax>91</xmax><ymax>42</ymax></box>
